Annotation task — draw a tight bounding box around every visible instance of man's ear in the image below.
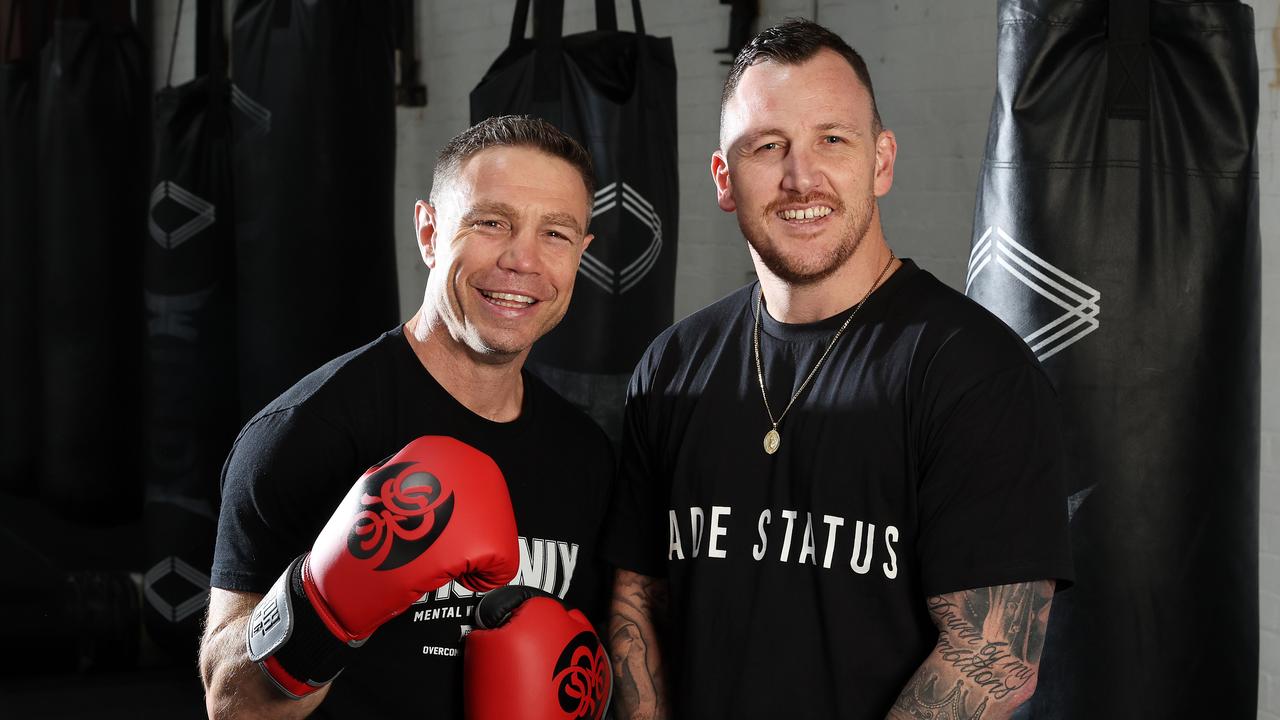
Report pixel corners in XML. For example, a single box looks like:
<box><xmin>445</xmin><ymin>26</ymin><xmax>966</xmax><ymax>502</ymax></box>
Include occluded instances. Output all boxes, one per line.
<box><xmin>711</xmin><ymin>150</ymin><xmax>736</xmax><ymax>213</ymax></box>
<box><xmin>414</xmin><ymin>200</ymin><xmax>439</xmax><ymax>269</ymax></box>
<box><xmin>873</xmin><ymin>129</ymin><xmax>897</xmax><ymax>198</ymax></box>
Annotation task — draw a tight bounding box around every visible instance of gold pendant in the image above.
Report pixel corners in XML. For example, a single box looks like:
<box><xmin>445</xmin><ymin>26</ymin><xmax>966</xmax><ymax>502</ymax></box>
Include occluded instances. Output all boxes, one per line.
<box><xmin>763</xmin><ymin>428</ymin><xmax>781</xmax><ymax>455</ymax></box>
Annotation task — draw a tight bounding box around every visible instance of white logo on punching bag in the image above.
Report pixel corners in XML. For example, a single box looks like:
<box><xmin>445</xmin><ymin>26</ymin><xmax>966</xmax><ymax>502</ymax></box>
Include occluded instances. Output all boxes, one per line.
<box><xmin>144</xmin><ymin>555</ymin><xmax>211</xmax><ymax>623</ymax></box>
<box><xmin>965</xmin><ymin>226</ymin><xmax>1101</xmax><ymax>361</ymax></box>
<box><xmin>578</xmin><ymin>182</ymin><xmax>663</xmax><ymax>295</ymax></box>
<box><xmin>149</xmin><ymin>180</ymin><xmax>216</xmax><ymax>250</ymax></box>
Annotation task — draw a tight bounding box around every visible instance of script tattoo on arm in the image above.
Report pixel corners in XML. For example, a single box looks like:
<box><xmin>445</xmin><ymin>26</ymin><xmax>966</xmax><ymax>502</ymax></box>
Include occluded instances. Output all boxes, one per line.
<box><xmin>608</xmin><ymin>569</ymin><xmax>671</xmax><ymax>720</ymax></box>
<box><xmin>886</xmin><ymin>580</ymin><xmax>1054</xmax><ymax>720</ymax></box>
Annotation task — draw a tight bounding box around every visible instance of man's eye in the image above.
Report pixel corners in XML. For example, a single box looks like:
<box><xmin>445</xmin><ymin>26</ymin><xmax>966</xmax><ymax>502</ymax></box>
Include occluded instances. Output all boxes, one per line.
<box><xmin>759</xmin><ymin>142</ymin><xmax>780</xmax><ymax>152</ymax></box>
<box><xmin>824</xmin><ymin>136</ymin><xmax>843</xmax><ymax>144</ymax></box>
<box><xmin>477</xmin><ymin>220</ymin><xmax>502</xmax><ymax>229</ymax></box>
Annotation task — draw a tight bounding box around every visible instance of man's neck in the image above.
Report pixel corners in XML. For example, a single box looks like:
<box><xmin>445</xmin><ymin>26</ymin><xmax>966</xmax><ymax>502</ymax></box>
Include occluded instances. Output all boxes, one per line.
<box><xmin>403</xmin><ymin>310</ymin><xmax>527</xmax><ymax>423</ymax></box>
<box><xmin>756</xmin><ymin>233</ymin><xmax>899</xmax><ymax>325</ymax></box>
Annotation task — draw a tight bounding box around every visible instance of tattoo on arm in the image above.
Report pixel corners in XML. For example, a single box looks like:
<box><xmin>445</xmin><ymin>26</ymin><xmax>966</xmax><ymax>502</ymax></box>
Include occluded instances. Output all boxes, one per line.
<box><xmin>888</xmin><ymin>580</ymin><xmax>1054</xmax><ymax>720</ymax></box>
<box><xmin>608</xmin><ymin>570</ymin><xmax>670</xmax><ymax>720</ymax></box>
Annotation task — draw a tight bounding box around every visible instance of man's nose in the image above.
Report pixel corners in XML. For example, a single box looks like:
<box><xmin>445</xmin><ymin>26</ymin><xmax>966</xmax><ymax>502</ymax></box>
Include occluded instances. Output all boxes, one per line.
<box><xmin>497</xmin><ymin>225</ymin><xmax>540</xmax><ymax>274</ymax></box>
<box><xmin>781</xmin><ymin>144</ymin><xmax>824</xmax><ymax>196</ymax></box>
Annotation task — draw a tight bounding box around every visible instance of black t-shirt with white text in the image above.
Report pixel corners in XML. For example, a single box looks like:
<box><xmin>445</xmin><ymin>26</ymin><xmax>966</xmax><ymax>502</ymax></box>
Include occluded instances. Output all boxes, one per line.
<box><xmin>602</xmin><ymin>260</ymin><xmax>1073</xmax><ymax>719</ymax></box>
<box><xmin>212</xmin><ymin>327</ymin><xmax>613</xmax><ymax>720</ymax></box>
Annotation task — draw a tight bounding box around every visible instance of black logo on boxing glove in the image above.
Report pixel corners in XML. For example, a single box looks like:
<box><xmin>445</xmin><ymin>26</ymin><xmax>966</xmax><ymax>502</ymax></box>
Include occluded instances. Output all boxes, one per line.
<box><xmin>347</xmin><ymin>461</ymin><xmax>454</xmax><ymax>571</ymax></box>
<box><xmin>552</xmin><ymin>631</ymin><xmax>611</xmax><ymax>720</ymax></box>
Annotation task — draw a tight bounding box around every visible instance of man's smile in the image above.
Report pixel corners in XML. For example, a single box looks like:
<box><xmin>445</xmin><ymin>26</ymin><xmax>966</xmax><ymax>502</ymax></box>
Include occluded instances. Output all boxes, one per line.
<box><xmin>776</xmin><ymin>205</ymin><xmax>834</xmax><ymax>223</ymax></box>
<box><xmin>478</xmin><ymin>289</ymin><xmax>538</xmax><ymax>309</ymax></box>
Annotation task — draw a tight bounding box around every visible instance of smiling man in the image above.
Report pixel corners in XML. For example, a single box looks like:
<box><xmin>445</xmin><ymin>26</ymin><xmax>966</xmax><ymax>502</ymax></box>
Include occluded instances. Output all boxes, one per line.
<box><xmin>602</xmin><ymin>20</ymin><xmax>1074</xmax><ymax>720</ymax></box>
<box><xmin>200</xmin><ymin>116</ymin><xmax>615</xmax><ymax>719</ymax></box>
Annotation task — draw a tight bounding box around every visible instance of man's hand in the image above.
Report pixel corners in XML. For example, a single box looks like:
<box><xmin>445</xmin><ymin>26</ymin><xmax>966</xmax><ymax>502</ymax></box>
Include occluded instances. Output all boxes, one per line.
<box><xmin>607</xmin><ymin>569</ymin><xmax>670</xmax><ymax>720</ymax></box>
<box><xmin>887</xmin><ymin>580</ymin><xmax>1055</xmax><ymax>720</ymax></box>
<box><xmin>464</xmin><ymin>586</ymin><xmax>611</xmax><ymax>720</ymax></box>
<box><xmin>245</xmin><ymin>436</ymin><xmax>520</xmax><ymax>698</ymax></box>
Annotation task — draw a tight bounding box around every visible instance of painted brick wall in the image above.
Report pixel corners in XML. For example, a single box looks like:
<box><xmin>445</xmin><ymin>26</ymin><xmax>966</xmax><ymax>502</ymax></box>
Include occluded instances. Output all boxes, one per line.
<box><xmin>1253</xmin><ymin>2</ymin><xmax>1279</xmax><ymax>716</ymax></box>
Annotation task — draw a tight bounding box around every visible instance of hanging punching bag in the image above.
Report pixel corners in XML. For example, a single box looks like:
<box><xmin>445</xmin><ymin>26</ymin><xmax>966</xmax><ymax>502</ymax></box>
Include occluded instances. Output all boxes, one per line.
<box><xmin>37</xmin><ymin>1</ymin><xmax>149</xmax><ymax>519</ymax></box>
<box><xmin>230</xmin><ymin>0</ymin><xmax>400</xmax><ymax>417</ymax></box>
<box><xmin>964</xmin><ymin>1</ymin><xmax>1259</xmax><ymax>717</ymax></box>
<box><xmin>0</xmin><ymin>0</ymin><xmax>39</xmax><ymax>493</ymax></box>
<box><xmin>141</xmin><ymin>0</ymin><xmax>237</xmax><ymax>660</ymax></box>
<box><xmin>470</xmin><ymin>0</ymin><xmax>678</xmax><ymax>441</ymax></box>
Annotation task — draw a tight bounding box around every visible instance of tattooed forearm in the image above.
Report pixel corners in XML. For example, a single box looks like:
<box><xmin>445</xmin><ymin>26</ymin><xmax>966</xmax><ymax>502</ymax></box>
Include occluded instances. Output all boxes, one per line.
<box><xmin>886</xmin><ymin>580</ymin><xmax>1054</xmax><ymax>720</ymax></box>
<box><xmin>609</xmin><ymin>569</ymin><xmax>670</xmax><ymax>720</ymax></box>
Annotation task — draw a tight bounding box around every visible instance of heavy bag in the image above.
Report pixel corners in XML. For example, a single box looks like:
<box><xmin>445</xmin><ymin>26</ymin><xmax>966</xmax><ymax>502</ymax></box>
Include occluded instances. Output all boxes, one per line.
<box><xmin>964</xmin><ymin>2</ymin><xmax>1259</xmax><ymax>717</ymax></box>
<box><xmin>0</xmin><ymin>0</ymin><xmax>38</xmax><ymax>492</ymax></box>
<box><xmin>230</xmin><ymin>0</ymin><xmax>400</xmax><ymax>417</ymax></box>
<box><xmin>141</xmin><ymin>0</ymin><xmax>237</xmax><ymax>660</ymax></box>
<box><xmin>470</xmin><ymin>0</ymin><xmax>678</xmax><ymax>440</ymax></box>
<box><xmin>37</xmin><ymin>1</ymin><xmax>149</xmax><ymax>518</ymax></box>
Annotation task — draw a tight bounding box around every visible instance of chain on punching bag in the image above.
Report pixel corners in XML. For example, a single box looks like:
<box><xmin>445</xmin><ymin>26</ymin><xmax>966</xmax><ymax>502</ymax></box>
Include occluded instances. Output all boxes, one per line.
<box><xmin>141</xmin><ymin>0</ymin><xmax>238</xmax><ymax>660</ymax></box>
<box><xmin>965</xmin><ymin>1</ymin><xmax>1259</xmax><ymax>716</ymax></box>
<box><xmin>470</xmin><ymin>0</ymin><xmax>679</xmax><ymax>441</ymax></box>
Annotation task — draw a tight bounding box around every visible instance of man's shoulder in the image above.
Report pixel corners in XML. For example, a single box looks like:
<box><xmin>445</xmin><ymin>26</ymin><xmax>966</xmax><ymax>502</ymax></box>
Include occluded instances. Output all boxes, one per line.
<box><xmin>238</xmin><ymin>328</ymin><xmax>405</xmax><ymax>442</ymax></box>
<box><xmin>638</xmin><ymin>283</ymin><xmax>754</xmax><ymax>368</ymax></box>
<box><xmin>523</xmin><ymin>371</ymin><xmax>614</xmax><ymax>454</ymax></box>
<box><xmin>890</xmin><ymin>263</ymin><xmax>1040</xmax><ymax>370</ymax></box>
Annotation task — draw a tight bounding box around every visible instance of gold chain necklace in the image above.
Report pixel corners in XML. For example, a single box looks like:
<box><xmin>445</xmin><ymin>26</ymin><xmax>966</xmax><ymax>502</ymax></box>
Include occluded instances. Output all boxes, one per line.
<box><xmin>753</xmin><ymin>252</ymin><xmax>896</xmax><ymax>455</ymax></box>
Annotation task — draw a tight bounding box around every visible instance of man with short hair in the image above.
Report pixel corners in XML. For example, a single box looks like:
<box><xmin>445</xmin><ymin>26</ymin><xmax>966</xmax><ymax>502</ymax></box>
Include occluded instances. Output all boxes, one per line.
<box><xmin>200</xmin><ymin>115</ymin><xmax>614</xmax><ymax>719</ymax></box>
<box><xmin>603</xmin><ymin>20</ymin><xmax>1073</xmax><ymax>720</ymax></box>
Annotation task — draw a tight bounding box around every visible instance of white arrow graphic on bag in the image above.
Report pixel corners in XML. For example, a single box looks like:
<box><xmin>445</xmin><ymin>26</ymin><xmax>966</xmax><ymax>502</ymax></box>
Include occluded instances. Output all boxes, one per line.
<box><xmin>578</xmin><ymin>182</ymin><xmax>663</xmax><ymax>295</ymax></box>
<box><xmin>965</xmin><ymin>226</ymin><xmax>1101</xmax><ymax>362</ymax></box>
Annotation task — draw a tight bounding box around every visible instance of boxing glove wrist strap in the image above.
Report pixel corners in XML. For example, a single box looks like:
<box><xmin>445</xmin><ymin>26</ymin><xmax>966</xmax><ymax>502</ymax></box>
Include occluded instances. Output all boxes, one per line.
<box><xmin>245</xmin><ymin>555</ymin><xmax>360</xmax><ymax>699</ymax></box>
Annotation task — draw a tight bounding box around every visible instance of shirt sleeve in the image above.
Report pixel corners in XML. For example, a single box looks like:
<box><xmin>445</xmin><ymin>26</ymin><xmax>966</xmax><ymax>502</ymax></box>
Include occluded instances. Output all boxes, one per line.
<box><xmin>914</xmin><ymin>359</ymin><xmax>1075</xmax><ymax>598</ymax></box>
<box><xmin>599</xmin><ymin>358</ymin><xmax>669</xmax><ymax>578</ymax></box>
<box><xmin>209</xmin><ymin>407</ymin><xmax>357</xmax><ymax>593</ymax></box>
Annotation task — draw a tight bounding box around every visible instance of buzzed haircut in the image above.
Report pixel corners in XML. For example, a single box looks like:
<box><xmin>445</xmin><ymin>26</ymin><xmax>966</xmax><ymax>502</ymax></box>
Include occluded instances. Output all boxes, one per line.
<box><xmin>721</xmin><ymin>18</ymin><xmax>883</xmax><ymax>137</ymax></box>
<box><xmin>429</xmin><ymin>115</ymin><xmax>595</xmax><ymax>208</ymax></box>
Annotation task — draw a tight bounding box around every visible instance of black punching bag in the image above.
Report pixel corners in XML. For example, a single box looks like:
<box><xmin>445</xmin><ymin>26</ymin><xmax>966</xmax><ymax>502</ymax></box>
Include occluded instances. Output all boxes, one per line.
<box><xmin>964</xmin><ymin>1</ymin><xmax>1259</xmax><ymax>717</ymax></box>
<box><xmin>0</xmin><ymin>0</ymin><xmax>38</xmax><ymax>492</ymax></box>
<box><xmin>471</xmin><ymin>0</ymin><xmax>678</xmax><ymax>441</ymax></box>
<box><xmin>230</xmin><ymin>0</ymin><xmax>399</xmax><ymax>416</ymax></box>
<box><xmin>37</xmin><ymin>1</ymin><xmax>149</xmax><ymax>518</ymax></box>
<box><xmin>141</xmin><ymin>0</ymin><xmax>237</xmax><ymax>659</ymax></box>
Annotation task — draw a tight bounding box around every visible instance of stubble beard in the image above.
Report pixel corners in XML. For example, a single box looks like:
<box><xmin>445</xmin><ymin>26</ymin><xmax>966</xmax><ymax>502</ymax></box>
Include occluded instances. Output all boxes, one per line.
<box><xmin>742</xmin><ymin>192</ymin><xmax>876</xmax><ymax>286</ymax></box>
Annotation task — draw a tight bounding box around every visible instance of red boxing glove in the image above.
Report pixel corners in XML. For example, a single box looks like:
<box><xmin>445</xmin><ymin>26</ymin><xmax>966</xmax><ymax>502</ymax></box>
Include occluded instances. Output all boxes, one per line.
<box><xmin>464</xmin><ymin>586</ymin><xmax>612</xmax><ymax>720</ymax></box>
<box><xmin>246</xmin><ymin>436</ymin><xmax>519</xmax><ymax>698</ymax></box>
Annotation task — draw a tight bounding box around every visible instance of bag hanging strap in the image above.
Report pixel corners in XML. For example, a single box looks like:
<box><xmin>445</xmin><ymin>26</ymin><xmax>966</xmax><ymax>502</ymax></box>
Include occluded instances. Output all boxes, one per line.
<box><xmin>196</xmin><ymin>0</ymin><xmax>227</xmax><ymax>81</ymax></box>
<box><xmin>594</xmin><ymin>0</ymin><xmax>616</xmax><ymax>31</ymax></box>
<box><xmin>509</xmin><ymin>0</ymin><xmax>646</xmax><ymax>44</ymax></box>
<box><xmin>628</xmin><ymin>0</ymin><xmax>644</xmax><ymax>37</ymax></box>
<box><xmin>164</xmin><ymin>0</ymin><xmax>184</xmax><ymax>88</ymax></box>
<box><xmin>530</xmin><ymin>0</ymin><xmax>564</xmax><ymax>109</ymax></box>
<box><xmin>1106</xmin><ymin>0</ymin><xmax>1149</xmax><ymax>120</ymax></box>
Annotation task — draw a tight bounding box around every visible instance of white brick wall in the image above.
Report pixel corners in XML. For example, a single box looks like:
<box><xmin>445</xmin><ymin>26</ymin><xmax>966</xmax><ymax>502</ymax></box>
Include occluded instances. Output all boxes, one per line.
<box><xmin>1253</xmin><ymin>0</ymin><xmax>1279</xmax><ymax>714</ymax></box>
<box><xmin>151</xmin><ymin>2</ymin><xmax>1275</xmax><ymax>713</ymax></box>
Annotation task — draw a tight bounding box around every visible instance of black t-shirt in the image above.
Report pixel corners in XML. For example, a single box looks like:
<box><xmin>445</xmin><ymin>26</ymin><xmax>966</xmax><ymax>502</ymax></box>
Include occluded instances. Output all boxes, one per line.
<box><xmin>601</xmin><ymin>260</ymin><xmax>1073</xmax><ymax>720</ymax></box>
<box><xmin>211</xmin><ymin>327</ymin><xmax>614</xmax><ymax>720</ymax></box>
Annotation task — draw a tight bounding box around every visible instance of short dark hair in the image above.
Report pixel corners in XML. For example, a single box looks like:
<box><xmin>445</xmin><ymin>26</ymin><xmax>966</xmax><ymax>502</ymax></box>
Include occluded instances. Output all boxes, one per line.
<box><xmin>430</xmin><ymin>115</ymin><xmax>595</xmax><ymax>210</ymax></box>
<box><xmin>721</xmin><ymin>19</ymin><xmax>882</xmax><ymax>138</ymax></box>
